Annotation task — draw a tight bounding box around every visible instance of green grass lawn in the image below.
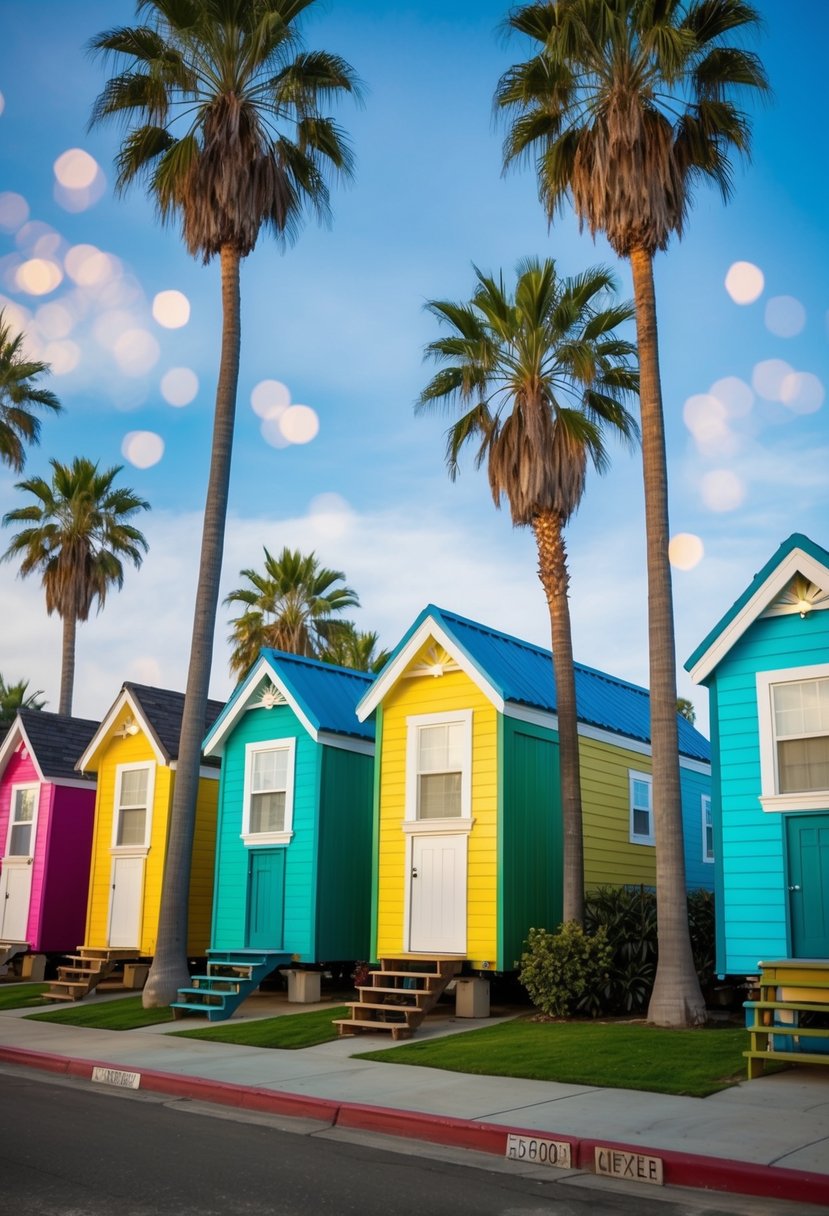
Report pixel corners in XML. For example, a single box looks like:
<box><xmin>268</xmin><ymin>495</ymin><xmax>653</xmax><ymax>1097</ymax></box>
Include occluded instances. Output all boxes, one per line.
<box><xmin>172</xmin><ymin>1005</ymin><xmax>349</xmax><ymax>1049</ymax></box>
<box><xmin>0</xmin><ymin>983</ymin><xmax>50</xmax><ymax>1011</ymax></box>
<box><xmin>356</xmin><ymin>1017</ymin><xmax>753</xmax><ymax>1098</ymax></box>
<box><xmin>26</xmin><ymin>995</ymin><xmax>174</xmax><ymax>1031</ymax></box>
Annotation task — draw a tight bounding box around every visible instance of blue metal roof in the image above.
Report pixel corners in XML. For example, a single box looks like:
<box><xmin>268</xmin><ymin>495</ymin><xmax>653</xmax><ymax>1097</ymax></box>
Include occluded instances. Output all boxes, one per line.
<box><xmin>259</xmin><ymin>649</ymin><xmax>375</xmax><ymax>740</ymax></box>
<box><xmin>406</xmin><ymin>605</ymin><xmax>710</xmax><ymax>763</ymax></box>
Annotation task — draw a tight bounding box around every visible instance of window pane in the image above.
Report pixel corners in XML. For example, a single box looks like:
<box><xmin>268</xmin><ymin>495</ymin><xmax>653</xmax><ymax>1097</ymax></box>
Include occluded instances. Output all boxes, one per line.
<box><xmin>120</xmin><ymin>769</ymin><xmax>148</xmax><ymax>807</ymax></box>
<box><xmin>117</xmin><ymin>807</ymin><xmax>146</xmax><ymax>846</ymax></box>
<box><xmin>252</xmin><ymin>749</ymin><xmax>288</xmax><ymax>793</ymax></box>
<box><xmin>418</xmin><ymin>723</ymin><xmax>462</xmax><ymax>772</ymax></box>
<box><xmin>418</xmin><ymin>772</ymin><xmax>461</xmax><ymax>818</ymax></box>
<box><xmin>778</xmin><ymin>736</ymin><xmax>829</xmax><ymax>794</ymax></box>
<box><xmin>633</xmin><ymin>807</ymin><xmax>651</xmax><ymax>838</ymax></box>
<box><xmin>250</xmin><ymin>791</ymin><xmax>286</xmax><ymax>834</ymax></box>
<box><xmin>13</xmin><ymin>788</ymin><xmax>36</xmax><ymax>823</ymax></box>
<box><xmin>632</xmin><ymin>779</ymin><xmax>650</xmax><ymax>810</ymax></box>
<box><xmin>773</xmin><ymin>678</ymin><xmax>829</xmax><ymax>737</ymax></box>
<box><xmin>8</xmin><ymin>823</ymin><xmax>32</xmax><ymax>856</ymax></box>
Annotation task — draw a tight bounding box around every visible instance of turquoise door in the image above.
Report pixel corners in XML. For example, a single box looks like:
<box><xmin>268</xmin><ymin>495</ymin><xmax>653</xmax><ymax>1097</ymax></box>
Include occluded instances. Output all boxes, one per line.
<box><xmin>786</xmin><ymin>815</ymin><xmax>829</xmax><ymax>958</ymax></box>
<box><xmin>246</xmin><ymin>850</ymin><xmax>285</xmax><ymax>950</ymax></box>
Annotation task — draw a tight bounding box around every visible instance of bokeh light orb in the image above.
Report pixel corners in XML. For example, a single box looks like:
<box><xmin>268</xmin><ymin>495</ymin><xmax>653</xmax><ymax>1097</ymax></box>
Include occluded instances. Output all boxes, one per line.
<box><xmin>122</xmin><ymin>430</ymin><xmax>164</xmax><ymax>468</ymax></box>
<box><xmin>725</xmin><ymin>261</ymin><xmax>764</xmax><ymax>305</ymax></box>
<box><xmin>781</xmin><ymin>371</ymin><xmax>824</xmax><ymax>415</ymax></box>
<box><xmin>669</xmin><ymin>533</ymin><xmax>704</xmax><ymax>571</ymax></box>
<box><xmin>260</xmin><ymin>417</ymin><xmax>290</xmax><ymax>449</ymax></box>
<box><xmin>54</xmin><ymin>148</ymin><xmax>99</xmax><ymax>190</ymax></box>
<box><xmin>65</xmin><ymin>244</ymin><xmax>116</xmax><ymax>287</ymax></box>
<box><xmin>0</xmin><ymin>192</ymin><xmax>30</xmax><ymax>233</ymax></box>
<box><xmin>251</xmin><ymin>379</ymin><xmax>291</xmax><ymax>419</ymax></box>
<box><xmin>44</xmin><ymin>339</ymin><xmax>81</xmax><ymax>375</ymax></box>
<box><xmin>161</xmin><ymin>367</ymin><xmax>199</xmax><ymax>407</ymax></box>
<box><xmin>15</xmin><ymin>257</ymin><xmax>63</xmax><ymax>296</ymax></box>
<box><xmin>752</xmin><ymin>358</ymin><xmax>794</xmax><ymax>402</ymax></box>
<box><xmin>709</xmin><ymin>376</ymin><xmax>754</xmax><ymax>419</ymax></box>
<box><xmin>280</xmin><ymin>404</ymin><xmax>319</xmax><ymax>444</ymax></box>
<box><xmin>0</xmin><ymin>91</ymin><xmax>5</xmax><ymax>117</ymax></box>
<box><xmin>152</xmin><ymin>289</ymin><xmax>190</xmax><ymax>328</ymax></box>
<box><xmin>765</xmin><ymin>295</ymin><xmax>806</xmax><ymax>338</ymax></box>
<box><xmin>701</xmin><ymin>469</ymin><xmax>746</xmax><ymax>512</ymax></box>
<box><xmin>114</xmin><ymin>328</ymin><xmax>160</xmax><ymax>377</ymax></box>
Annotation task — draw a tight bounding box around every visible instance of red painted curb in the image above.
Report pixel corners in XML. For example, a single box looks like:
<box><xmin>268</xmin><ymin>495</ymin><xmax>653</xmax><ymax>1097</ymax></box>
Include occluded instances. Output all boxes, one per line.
<box><xmin>3</xmin><ymin>1045</ymin><xmax>828</xmax><ymax>1206</ymax></box>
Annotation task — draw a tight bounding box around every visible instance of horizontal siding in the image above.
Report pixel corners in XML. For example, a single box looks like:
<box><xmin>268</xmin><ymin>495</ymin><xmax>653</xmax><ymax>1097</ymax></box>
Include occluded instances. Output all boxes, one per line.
<box><xmin>581</xmin><ymin>737</ymin><xmax>656</xmax><ymax>888</ymax></box>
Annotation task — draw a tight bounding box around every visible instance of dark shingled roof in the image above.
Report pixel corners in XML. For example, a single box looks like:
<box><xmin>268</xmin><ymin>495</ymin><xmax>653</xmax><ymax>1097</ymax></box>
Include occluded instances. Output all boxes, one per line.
<box><xmin>124</xmin><ymin>684</ymin><xmax>225</xmax><ymax>765</ymax></box>
<box><xmin>16</xmin><ymin>710</ymin><xmax>100</xmax><ymax>782</ymax></box>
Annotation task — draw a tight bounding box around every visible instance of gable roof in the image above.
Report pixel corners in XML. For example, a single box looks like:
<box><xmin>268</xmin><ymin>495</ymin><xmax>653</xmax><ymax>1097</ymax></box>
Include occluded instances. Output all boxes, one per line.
<box><xmin>78</xmin><ymin>683</ymin><xmax>225</xmax><ymax>773</ymax></box>
<box><xmin>203</xmin><ymin>649</ymin><xmax>375</xmax><ymax>757</ymax></box>
<box><xmin>0</xmin><ymin>710</ymin><xmax>99</xmax><ymax>785</ymax></box>
<box><xmin>357</xmin><ymin>605</ymin><xmax>710</xmax><ymax>764</ymax></box>
<box><xmin>686</xmin><ymin>533</ymin><xmax>829</xmax><ymax>685</ymax></box>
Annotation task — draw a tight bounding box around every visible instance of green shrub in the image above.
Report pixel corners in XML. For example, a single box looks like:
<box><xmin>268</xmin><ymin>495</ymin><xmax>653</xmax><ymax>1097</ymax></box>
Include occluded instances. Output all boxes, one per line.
<box><xmin>584</xmin><ymin>886</ymin><xmax>657</xmax><ymax>1014</ymax></box>
<box><xmin>519</xmin><ymin>923</ymin><xmax>613</xmax><ymax>1018</ymax></box>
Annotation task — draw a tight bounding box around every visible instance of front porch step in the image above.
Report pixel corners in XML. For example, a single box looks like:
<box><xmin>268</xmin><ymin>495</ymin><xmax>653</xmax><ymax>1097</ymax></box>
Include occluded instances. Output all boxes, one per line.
<box><xmin>171</xmin><ymin>950</ymin><xmax>288</xmax><ymax>1022</ymax></box>
<box><xmin>42</xmin><ymin>947</ymin><xmax>141</xmax><ymax>1002</ymax></box>
<box><xmin>335</xmin><ymin>955</ymin><xmax>463</xmax><ymax>1039</ymax></box>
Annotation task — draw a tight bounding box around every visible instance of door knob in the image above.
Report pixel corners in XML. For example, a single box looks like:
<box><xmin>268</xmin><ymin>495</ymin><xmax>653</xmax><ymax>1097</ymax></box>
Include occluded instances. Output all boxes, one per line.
<box><xmin>788</xmin><ymin>884</ymin><xmax>801</xmax><ymax>892</ymax></box>
<box><xmin>411</xmin><ymin>868</ymin><xmax>418</xmax><ymax>878</ymax></box>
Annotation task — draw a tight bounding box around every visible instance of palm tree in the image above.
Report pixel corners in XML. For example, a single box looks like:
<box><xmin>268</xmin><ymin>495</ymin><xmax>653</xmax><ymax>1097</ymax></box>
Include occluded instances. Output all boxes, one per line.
<box><xmin>0</xmin><ymin>311</ymin><xmax>62</xmax><ymax>471</ymax></box>
<box><xmin>676</xmin><ymin>697</ymin><xmax>696</xmax><ymax>724</ymax></box>
<box><xmin>2</xmin><ymin>458</ymin><xmax>149</xmax><ymax>717</ymax></box>
<box><xmin>88</xmin><ymin>0</ymin><xmax>360</xmax><ymax>1005</ymax></box>
<box><xmin>226</xmin><ymin>547</ymin><xmax>360</xmax><ymax>677</ymax></box>
<box><xmin>318</xmin><ymin>622</ymin><xmax>391</xmax><ymax>673</ymax></box>
<box><xmin>418</xmin><ymin>257</ymin><xmax>638</xmax><ymax>925</ymax></box>
<box><xmin>0</xmin><ymin>676</ymin><xmax>47</xmax><ymax>728</ymax></box>
<box><xmin>496</xmin><ymin>0</ymin><xmax>768</xmax><ymax>1026</ymax></box>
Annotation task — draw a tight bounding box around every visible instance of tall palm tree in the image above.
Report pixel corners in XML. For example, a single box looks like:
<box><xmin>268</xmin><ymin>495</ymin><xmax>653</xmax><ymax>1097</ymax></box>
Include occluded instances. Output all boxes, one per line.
<box><xmin>419</xmin><ymin>257</ymin><xmax>638</xmax><ymax>925</ymax></box>
<box><xmin>0</xmin><ymin>676</ymin><xmax>46</xmax><ymax>728</ymax></box>
<box><xmin>318</xmin><ymin>621</ymin><xmax>391</xmax><ymax>673</ymax></box>
<box><xmin>0</xmin><ymin>311</ymin><xmax>62</xmax><ymax>471</ymax></box>
<box><xmin>496</xmin><ymin>0</ymin><xmax>768</xmax><ymax>1026</ymax></box>
<box><xmin>89</xmin><ymin>0</ymin><xmax>360</xmax><ymax>1005</ymax></box>
<box><xmin>226</xmin><ymin>546</ymin><xmax>360</xmax><ymax>677</ymax></box>
<box><xmin>2</xmin><ymin>458</ymin><xmax>149</xmax><ymax>717</ymax></box>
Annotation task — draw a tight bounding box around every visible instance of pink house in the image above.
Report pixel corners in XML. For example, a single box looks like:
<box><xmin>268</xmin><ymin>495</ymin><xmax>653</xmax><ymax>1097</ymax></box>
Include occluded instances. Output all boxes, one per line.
<box><xmin>0</xmin><ymin>710</ymin><xmax>98</xmax><ymax>966</ymax></box>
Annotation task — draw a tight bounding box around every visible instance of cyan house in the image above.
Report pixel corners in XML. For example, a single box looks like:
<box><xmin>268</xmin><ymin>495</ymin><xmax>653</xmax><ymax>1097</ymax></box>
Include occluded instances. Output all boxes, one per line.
<box><xmin>356</xmin><ymin>605</ymin><xmax>712</xmax><ymax>974</ymax></box>
<box><xmin>687</xmin><ymin>533</ymin><xmax>829</xmax><ymax>975</ymax></box>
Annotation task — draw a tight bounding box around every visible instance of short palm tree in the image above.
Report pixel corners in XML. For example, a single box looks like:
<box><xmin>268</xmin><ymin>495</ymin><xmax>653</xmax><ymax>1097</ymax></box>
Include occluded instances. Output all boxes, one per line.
<box><xmin>496</xmin><ymin>0</ymin><xmax>768</xmax><ymax>1026</ymax></box>
<box><xmin>0</xmin><ymin>676</ymin><xmax>47</xmax><ymax>728</ymax></box>
<box><xmin>0</xmin><ymin>311</ymin><xmax>62</xmax><ymax>471</ymax></box>
<box><xmin>226</xmin><ymin>546</ymin><xmax>360</xmax><ymax>677</ymax></box>
<box><xmin>89</xmin><ymin>0</ymin><xmax>360</xmax><ymax>1004</ymax></box>
<box><xmin>318</xmin><ymin>622</ymin><xmax>391</xmax><ymax>673</ymax></box>
<box><xmin>419</xmin><ymin>257</ymin><xmax>638</xmax><ymax>925</ymax></box>
<box><xmin>2</xmin><ymin>458</ymin><xmax>149</xmax><ymax>717</ymax></box>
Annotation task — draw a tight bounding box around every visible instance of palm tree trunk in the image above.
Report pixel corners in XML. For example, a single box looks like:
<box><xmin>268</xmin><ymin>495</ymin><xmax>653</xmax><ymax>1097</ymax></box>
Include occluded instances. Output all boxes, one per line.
<box><xmin>532</xmin><ymin>509</ymin><xmax>584</xmax><ymax>925</ymax></box>
<box><xmin>143</xmin><ymin>244</ymin><xmax>241</xmax><ymax>1007</ymax></box>
<box><xmin>58</xmin><ymin>612</ymin><xmax>76</xmax><ymax>717</ymax></box>
<box><xmin>629</xmin><ymin>246</ymin><xmax>705</xmax><ymax>1028</ymax></box>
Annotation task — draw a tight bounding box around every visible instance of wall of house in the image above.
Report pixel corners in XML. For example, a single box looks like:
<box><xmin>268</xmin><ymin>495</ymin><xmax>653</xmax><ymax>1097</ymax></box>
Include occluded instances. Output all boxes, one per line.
<box><xmin>709</xmin><ymin>609</ymin><xmax>829</xmax><ymax>974</ymax></box>
<box><xmin>0</xmin><ymin>744</ymin><xmax>44</xmax><ymax>945</ymax></box>
<box><xmin>316</xmin><ymin>743</ymin><xmax>373</xmax><ymax>962</ymax></box>
<box><xmin>374</xmin><ymin>656</ymin><xmax>498</xmax><ymax>962</ymax></box>
<box><xmin>38</xmin><ymin>783</ymin><xmax>95</xmax><ymax>953</ymax></box>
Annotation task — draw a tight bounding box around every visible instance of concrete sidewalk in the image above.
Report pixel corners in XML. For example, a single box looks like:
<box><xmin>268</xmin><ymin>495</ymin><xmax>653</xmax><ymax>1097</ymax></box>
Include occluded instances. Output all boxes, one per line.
<box><xmin>2</xmin><ymin>991</ymin><xmax>828</xmax><ymax>1207</ymax></box>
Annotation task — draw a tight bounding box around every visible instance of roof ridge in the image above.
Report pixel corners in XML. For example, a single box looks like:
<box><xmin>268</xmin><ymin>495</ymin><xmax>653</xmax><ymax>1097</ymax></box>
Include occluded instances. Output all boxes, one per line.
<box><xmin>261</xmin><ymin>648</ymin><xmax>373</xmax><ymax>681</ymax></box>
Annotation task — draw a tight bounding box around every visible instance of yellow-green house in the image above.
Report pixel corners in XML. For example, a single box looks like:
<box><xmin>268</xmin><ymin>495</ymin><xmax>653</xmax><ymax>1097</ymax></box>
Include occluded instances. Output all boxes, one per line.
<box><xmin>356</xmin><ymin>606</ymin><xmax>712</xmax><ymax>971</ymax></box>
<box><xmin>76</xmin><ymin>683</ymin><xmax>223</xmax><ymax>957</ymax></box>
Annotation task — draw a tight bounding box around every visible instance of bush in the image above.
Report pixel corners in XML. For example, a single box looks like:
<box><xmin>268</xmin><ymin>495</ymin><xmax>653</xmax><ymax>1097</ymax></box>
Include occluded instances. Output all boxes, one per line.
<box><xmin>519</xmin><ymin>923</ymin><xmax>613</xmax><ymax>1018</ymax></box>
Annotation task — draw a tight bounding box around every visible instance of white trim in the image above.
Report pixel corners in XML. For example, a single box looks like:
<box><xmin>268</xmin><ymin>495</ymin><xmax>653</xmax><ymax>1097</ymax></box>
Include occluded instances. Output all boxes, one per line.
<box><xmin>503</xmin><ymin>702</ymin><xmax>558</xmax><ymax>731</ymax></box>
<box><xmin>4</xmin><ymin>782</ymin><xmax>40</xmax><ymax>859</ymax></box>
<box><xmin>402</xmin><ymin>817</ymin><xmax>475</xmax><ymax>835</ymax></box>
<box><xmin>405</xmin><ymin>709</ymin><xmax>473</xmax><ymax>823</ymax></box>
<box><xmin>356</xmin><ymin>618</ymin><xmax>502</xmax><ymax>721</ymax></box>
<box><xmin>316</xmin><ymin>730</ymin><xmax>374</xmax><ymax>756</ymax></box>
<box><xmin>78</xmin><ymin>688</ymin><xmax>165</xmax><ymax>771</ymax></box>
<box><xmin>241</xmin><ymin>737</ymin><xmax>296</xmax><ymax>845</ymax></box>
<box><xmin>629</xmin><ymin>770</ymin><xmax>654</xmax><ymax>846</ymax></box>
<box><xmin>0</xmin><ymin>723</ymin><xmax>45</xmax><ymax>785</ymax></box>
<box><xmin>702</xmin><ymin>794</ymin><xmax>714</xmax><ymax>863</ymax></box>
<box><xmin>110</xmin><ymin>762</ymin><xmax>155</xmax><ymax>851</ymax></box>
<box><xmin>203</xmin><ymin>657</ymin><xmax>318</xmax><ymax>756</ymax></box>
<box><xmin>756</xmin><ymin>662</ymin><xmax>829</xmax><ymax>813</ymax></box>
<box><xmin>689</xmin><ymin>548</ymin><xmax>829</xmax><ymax>684</ymax></box>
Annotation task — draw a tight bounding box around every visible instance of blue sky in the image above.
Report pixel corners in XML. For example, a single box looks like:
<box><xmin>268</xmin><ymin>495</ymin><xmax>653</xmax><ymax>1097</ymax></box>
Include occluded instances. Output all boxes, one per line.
<box><xmin>1</xmin><ymin>0</ymin><xmax>827</xmax><ymax>733</ymax></box>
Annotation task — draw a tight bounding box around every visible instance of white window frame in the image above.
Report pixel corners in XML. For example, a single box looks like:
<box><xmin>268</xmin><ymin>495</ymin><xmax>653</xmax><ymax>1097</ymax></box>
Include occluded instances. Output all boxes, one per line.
<box><xmin>404</xmin><ymin>710</ymin><xmax>473</xmax><ymax>834</ymax></box>
<box><xmin>110</xmin><ymin>762</ymin><xmax>154</xmax><ymax>855</ymax></box>
<box><xmin>5</xmin><ymin>782</ymin><xmax>40</xmax><ymax>859</ymax></box>
<box><xmin>629</xmin><ymin>770</ymin><xmax>654</xmax><ymax>846</ymax></box>
<box><xmin>757</xmin><ymin>662</ymin><xmax>829</xmax><ymax>812</ymax></box>
<box><xmin>702</xmin><ymin>794</ymin><xmax>714</xmax><ymax>863</ymax></box>
<box><xmin>241</xmin><ymin>737</ymin><xmax>295</xmax><ymax>847</ymax></box>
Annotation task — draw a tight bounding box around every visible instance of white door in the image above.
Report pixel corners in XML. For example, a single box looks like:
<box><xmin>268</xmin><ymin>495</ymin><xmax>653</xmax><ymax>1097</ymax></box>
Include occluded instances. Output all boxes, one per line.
<box><xmin>409</xmin><ymin>834</ymin><xmax>466</xmax><ymax>954</ymax></box>
<box><xmin>108</xmin><ymin>856</ymin><xmax>144</xmax><ymax>947</ymax></box>
<box><xmin>0</xmin><ymin>862</ymin><xmax>32</xmax><ymax>941</ymax></box>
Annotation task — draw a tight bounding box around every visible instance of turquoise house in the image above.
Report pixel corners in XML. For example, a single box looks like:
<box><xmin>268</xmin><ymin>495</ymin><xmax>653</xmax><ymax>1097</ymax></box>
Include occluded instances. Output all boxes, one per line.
<box><xmin>686</xmin><ymin>533</ymin><xmax>829</xmax><ymax>976</ymax></box>
<box><xmin>173</xmin><ymin>650</ymin><xmax>375</xmax><ymax>1019</ymax></box>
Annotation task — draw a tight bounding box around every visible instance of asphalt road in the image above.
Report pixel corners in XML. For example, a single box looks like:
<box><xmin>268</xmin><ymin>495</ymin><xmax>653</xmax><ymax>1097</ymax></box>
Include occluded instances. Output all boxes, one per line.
<box><xmin>0</xmin><ymin>1066</ymin><xmax>822</xmax><ymax>1216</ymax></box>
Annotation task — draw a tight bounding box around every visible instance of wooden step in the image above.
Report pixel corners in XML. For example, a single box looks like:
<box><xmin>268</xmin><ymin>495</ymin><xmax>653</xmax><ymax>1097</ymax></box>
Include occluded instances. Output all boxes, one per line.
<box><xmin>358</xmin><ymin>987</ymin><xmax>431</xmax><ymax>1004</ymax></box>
<box><xmin>332</xmin><ymin>1018</ymin><xmax>412</xmax><ymax>1040</ymax></box>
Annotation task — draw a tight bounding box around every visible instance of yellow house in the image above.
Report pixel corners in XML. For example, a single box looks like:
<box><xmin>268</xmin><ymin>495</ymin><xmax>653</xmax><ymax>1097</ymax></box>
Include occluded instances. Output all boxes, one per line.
<box><xmin>77</xmin><ymin>683</ymin><xmax>223</xmax><ymax>957</ymax></box>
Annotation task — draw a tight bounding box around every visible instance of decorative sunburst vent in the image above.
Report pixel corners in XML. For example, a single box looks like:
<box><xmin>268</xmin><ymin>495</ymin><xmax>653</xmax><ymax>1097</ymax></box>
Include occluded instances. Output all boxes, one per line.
<box><xmin>257</xmin><ymin>681</ymin><xmax>286</xmax><ymax>710</ymax></box>
<box><xmin>405</xmin><ymin>643</ymin><xmax>461</xmax><ymax>679</ymax></box>
<box><xmin>764</xmin><ymin>574</ymin><xmax>829</xmax><ymax>619</ymax></box>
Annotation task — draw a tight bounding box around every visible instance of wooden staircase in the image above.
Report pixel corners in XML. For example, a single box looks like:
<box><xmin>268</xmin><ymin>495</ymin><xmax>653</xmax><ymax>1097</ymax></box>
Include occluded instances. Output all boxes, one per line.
<box><xmin>334</xmin><ymin>956</ymin><xmax>463</xmax><ymax>1040</ymax></box>
<box><xmin>171</xmin><ymin>950</ymin><xmax>288</xmax><ymax>1022</ymax></box>
<box><xmin>43</xmin><ymin>948</ymin><xmax>140</xmax><ymax>1002</ymax></box>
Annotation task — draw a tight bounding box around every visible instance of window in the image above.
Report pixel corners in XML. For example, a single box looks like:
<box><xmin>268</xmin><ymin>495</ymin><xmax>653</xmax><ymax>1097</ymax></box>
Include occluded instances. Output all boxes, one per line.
<box><xmin>406</xmin><ymin>711</ymin><xmax>472</xmax><ymax>826</ymax></box>
<box><xmin>757</xmin><ymin>664</ymin><xmax>829</xmax><ymax>811</ymax></box>
<box><xmin>242</xmin><ymin>739</ymin><xmax>295</xmax><ymax>845</ymax></box>
<box><xmin>629</xmin><ymin>771</ymin><xmax>653</xmax><ymax>845</ymax></box>
<box><xmin>702</xmin><ymin>795</ymin><xmax>714</xmax><ymax>862</ymax></box>
<box><xmin>7</xmin><ymin>786</ymin><xmax>37</xmax><ymax>856</ymax></box>
<box><xmin>114</xmin><ymin>765</ymin><xmax>152</xmax><ymax>848</ymax></box>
